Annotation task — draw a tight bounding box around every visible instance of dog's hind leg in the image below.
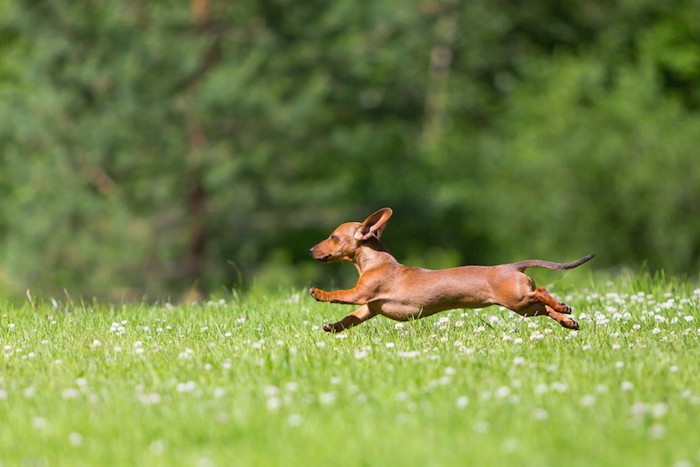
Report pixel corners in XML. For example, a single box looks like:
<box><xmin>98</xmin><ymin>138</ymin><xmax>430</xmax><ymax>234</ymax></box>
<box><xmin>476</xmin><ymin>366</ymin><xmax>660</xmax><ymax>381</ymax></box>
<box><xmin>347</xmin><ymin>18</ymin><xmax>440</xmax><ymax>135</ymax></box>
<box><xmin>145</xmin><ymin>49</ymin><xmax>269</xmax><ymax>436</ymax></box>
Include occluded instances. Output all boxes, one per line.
<box><xmin>323</xmin><ymin>305</ymin><xmax>376</xmax><ymax>333</ymax></box>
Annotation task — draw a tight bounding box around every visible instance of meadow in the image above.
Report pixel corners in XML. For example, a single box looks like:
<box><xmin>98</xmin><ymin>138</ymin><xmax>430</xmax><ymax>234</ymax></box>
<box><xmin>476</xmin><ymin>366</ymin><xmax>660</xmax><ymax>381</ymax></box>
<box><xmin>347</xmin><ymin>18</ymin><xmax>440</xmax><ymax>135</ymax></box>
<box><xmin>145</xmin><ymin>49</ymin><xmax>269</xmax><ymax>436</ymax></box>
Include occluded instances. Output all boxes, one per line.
<box><xmin>1</xmin><ymin>273</ymin><xmax>699</xmax><ymax>466</ymax></box>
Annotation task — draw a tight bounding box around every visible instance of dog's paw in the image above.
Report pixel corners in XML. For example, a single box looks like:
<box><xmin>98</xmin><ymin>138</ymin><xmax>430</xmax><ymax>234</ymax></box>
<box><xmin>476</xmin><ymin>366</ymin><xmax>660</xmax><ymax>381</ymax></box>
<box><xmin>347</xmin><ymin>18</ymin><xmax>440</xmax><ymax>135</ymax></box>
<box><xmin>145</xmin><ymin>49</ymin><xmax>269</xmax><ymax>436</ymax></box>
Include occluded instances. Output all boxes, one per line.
<box><xmin>309</xmin><ymin>287</ymin><xmax>323</xmax><ymax>301</ymax></box>
<box><xmin>566</xmin><ymin>318</ymin><xmax>579</xmax><ymax>330</ymax></box>
<box><xmin>323</xmin><ymin>323</ymin><xmax>334</xmax><ymax>332</ymax></box>
<box><xmin>560</xmin><ymin>302</ymin><xmax>572</xmax><ymax>314</ymax></box>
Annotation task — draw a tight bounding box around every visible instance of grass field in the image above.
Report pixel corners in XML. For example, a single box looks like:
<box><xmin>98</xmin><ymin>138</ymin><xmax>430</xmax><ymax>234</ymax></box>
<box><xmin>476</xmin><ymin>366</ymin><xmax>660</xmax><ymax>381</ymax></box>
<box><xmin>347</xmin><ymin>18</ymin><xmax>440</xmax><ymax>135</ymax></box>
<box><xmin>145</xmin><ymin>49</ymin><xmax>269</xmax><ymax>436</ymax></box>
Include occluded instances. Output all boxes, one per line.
<box><xmin>1</xmin><ymin>273</ymin><xmax>699</xmax><ymax>466</ymax></box>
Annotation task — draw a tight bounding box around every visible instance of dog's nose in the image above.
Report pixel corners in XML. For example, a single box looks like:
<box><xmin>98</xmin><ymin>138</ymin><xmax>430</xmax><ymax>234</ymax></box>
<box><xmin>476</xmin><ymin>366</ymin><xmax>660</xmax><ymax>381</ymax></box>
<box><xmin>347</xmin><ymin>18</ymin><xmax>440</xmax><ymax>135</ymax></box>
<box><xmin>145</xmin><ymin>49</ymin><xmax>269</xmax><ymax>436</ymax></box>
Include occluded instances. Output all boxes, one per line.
<box><xmin>308</xmin><ymin>247</ymin><xmax>314</xmax><ymax>255</ymax></box>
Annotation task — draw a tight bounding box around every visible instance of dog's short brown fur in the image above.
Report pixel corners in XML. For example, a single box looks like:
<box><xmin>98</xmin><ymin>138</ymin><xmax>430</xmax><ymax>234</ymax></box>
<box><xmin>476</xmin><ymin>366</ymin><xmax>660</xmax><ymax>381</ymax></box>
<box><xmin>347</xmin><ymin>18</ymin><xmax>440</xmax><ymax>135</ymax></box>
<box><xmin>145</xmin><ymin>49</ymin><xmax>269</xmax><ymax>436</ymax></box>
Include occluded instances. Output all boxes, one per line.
<box><xmin>309</xmin><ymin>208</ymin><xmax>593</xmax><ymax>332</ymax></box>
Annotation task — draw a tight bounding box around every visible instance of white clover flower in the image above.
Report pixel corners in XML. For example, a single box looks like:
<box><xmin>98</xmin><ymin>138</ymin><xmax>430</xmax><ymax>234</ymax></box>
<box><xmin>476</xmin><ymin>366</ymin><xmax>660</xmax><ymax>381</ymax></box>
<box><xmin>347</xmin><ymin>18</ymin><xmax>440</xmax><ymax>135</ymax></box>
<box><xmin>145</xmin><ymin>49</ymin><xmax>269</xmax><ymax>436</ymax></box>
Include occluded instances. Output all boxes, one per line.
<box><xmin>615</xmin><ymin>361</ymin><xmax>625</xmax><ymax>369</ymax></box>
<box><xmin>580</xmin><ymin>395</ymin><xmax>596</xmax><ymax>407</ymax></box>
<box><xmin>266</xmin><ymin>397</ymin><xmax>282</xmax><ymax>411</ymax></box>
<box><xmin>513</xmin><ymin>356</ymin><xmax>525</xmax><ymax>366</ymax></box>
<box><xmin>456</xmin><ymin>396</ymin><xmax>469</xmax><ymax>409</ymax></box>
<box><xmin>287</xmin><ymin>414</ymin><xmax>303</xmax><ymax>427</ymax></box>
<box><xmin>397</xmin><ymin>351</ymin><xmax>420</xmax><ymax>359</ymax></box>
<box><xmin>551</xmin><ymin>382</ymin><xmax>568</xmax><ymax>393</ymax></box>
<box><xmin>529</xmin><ymin>331</ymin><xmax>544</xmax><ymax>341</ymax></box>
<box><xmin>532</xmin><ymin>408</ymin><xmax>548</xmax><ymax>420</ymax></box>
<box><xmin>354</xmin><ymin>348</ymin><xmax>370</xmax><ymax>359</ymax></box>
<box><xmin>319</xmin><ymin>392</ymin><xmax>336</xmax><ymax>405</ymax></box>
<box><xmin>176</xmin><ymin>381</ymin><xmax>197</xmax><ymax>393</ymax></box>
<box><xmin>630</xmin><ymin>402</ymin><xmax>648</xmax><ymax>417</ymax></box>
<box><xmin>385</xmin><ymin>342</ymin><xmax>395</xmax><ymax>349</ymax></box>
<box><xmin>68</xmin><ymin>432</ymin><xmax>83</xmax><ymax>446</ymax></box>
<box><xmin>649</xmin><ymin>424</ymin><xmax>666</xmax><ymax>440</ymax></box>
<box><xmin>495</xmin><ymin>386</ymin><xmax>511</xmax><ymax>399</ymax></box>
<box><xmin>150</xmin><ymin>440</ymin><xmax>165</xmax><ymax>455</ymax></box>
<box><xmin>651</xmin><ymin>402</ymin><xmax>668</xmax><ymax>418</ymax></box>
<box><xmin>621</xmin><ymin>381</ymin><xmax>634</xmax><ymax>392</ymax></box>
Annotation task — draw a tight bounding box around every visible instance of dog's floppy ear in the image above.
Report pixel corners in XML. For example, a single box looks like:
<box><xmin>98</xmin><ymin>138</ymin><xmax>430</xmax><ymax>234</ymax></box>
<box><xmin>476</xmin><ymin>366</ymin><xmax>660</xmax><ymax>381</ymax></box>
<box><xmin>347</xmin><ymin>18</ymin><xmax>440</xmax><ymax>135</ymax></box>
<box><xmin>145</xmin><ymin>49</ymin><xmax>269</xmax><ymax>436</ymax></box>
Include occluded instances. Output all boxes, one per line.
<box><xmin>355</xmin><ymin>208</ymin><xmax>393</xmax><ymax>240</ymax></box>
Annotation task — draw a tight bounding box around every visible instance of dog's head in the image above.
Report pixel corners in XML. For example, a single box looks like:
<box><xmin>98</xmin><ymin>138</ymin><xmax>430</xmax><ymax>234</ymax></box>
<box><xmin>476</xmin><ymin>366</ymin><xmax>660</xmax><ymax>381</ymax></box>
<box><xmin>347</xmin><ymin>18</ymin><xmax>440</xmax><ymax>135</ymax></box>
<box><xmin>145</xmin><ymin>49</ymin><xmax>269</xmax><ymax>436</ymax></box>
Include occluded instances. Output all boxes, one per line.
<box><xmin>309</xmin><ymin>208</ymin><xmax>393</xmax><ymax>263</ymax></box>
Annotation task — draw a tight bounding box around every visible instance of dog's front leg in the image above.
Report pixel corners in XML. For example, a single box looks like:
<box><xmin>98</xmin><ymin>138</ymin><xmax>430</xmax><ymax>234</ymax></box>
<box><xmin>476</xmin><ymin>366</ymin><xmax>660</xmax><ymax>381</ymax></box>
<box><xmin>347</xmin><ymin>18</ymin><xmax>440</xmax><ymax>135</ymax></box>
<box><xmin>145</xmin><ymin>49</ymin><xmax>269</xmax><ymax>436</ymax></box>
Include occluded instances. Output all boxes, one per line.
<box><xmin>323</xmin><ymin>305</ymin><xmax>376</xmax><ymax>333</ymax></box>
<box><xmin>308</xmin><ymin>286</ymin><xmax>369</xmax><ymax>305</ymax></box>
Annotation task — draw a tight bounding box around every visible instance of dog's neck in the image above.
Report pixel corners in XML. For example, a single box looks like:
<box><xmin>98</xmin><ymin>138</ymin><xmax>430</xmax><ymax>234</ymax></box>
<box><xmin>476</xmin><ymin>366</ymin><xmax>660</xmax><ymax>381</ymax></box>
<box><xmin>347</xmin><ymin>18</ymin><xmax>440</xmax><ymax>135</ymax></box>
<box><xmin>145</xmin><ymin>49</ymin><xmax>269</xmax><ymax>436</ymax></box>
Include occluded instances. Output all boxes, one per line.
<box><xmin>349</xmin><ymin>239</ymin><xmax>398</xmax><ymax>274</ymax></box>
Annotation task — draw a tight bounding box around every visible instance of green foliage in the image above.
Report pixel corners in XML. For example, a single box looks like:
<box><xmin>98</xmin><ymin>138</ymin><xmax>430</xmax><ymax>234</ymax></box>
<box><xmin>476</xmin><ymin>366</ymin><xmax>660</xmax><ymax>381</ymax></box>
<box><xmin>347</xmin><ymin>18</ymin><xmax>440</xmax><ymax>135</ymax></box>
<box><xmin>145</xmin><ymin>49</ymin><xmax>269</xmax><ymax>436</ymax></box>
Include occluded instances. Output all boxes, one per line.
<box><xmin>1</xmin><ymin>0</ymin><xmax>699</xmax><ymax>299</ymax></box>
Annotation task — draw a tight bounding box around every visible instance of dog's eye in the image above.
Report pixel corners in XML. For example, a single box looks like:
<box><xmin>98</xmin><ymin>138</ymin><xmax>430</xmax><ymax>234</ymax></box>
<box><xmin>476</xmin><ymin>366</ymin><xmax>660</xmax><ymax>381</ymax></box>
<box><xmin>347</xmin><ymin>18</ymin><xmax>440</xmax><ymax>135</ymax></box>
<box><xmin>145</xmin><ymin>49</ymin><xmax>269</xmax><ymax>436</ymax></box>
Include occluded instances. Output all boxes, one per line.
<box><xmin>329</xmin><ymin>234</ymin><xmax>338</xmax><ymax>241</ymax></box>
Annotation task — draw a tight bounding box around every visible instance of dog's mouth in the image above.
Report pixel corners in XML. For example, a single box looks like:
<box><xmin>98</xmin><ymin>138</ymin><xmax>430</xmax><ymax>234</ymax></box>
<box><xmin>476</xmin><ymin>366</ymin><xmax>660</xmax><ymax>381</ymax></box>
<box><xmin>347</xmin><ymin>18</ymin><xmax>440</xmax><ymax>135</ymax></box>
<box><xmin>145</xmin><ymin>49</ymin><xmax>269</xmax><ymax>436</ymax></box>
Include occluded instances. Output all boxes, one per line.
<box><xmin>318</xmin><ymin>254</ymin><xmax>333</xmax><ymax>262</ymax></box>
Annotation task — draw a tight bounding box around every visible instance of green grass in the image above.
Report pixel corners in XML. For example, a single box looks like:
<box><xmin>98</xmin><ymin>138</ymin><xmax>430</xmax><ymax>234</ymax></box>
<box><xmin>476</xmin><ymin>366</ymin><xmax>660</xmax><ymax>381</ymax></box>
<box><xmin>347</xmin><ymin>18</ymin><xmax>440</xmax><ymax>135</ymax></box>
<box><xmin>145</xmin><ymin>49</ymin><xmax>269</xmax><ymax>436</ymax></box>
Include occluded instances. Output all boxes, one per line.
<box><xmin>1</xmin><ymin>275</ymin><xmax>700</xmax><ymax>466</ymax></box>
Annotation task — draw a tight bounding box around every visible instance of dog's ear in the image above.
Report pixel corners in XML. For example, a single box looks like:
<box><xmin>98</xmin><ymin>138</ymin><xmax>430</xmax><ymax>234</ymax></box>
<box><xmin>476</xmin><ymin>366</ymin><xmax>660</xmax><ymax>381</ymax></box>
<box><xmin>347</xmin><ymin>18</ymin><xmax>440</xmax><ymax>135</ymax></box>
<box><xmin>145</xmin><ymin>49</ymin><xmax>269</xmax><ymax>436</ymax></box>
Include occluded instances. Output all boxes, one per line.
<box><xmin>355</xmin><ymin>208</ymin><xmax>393</xmax><ymax>240</ymax></box>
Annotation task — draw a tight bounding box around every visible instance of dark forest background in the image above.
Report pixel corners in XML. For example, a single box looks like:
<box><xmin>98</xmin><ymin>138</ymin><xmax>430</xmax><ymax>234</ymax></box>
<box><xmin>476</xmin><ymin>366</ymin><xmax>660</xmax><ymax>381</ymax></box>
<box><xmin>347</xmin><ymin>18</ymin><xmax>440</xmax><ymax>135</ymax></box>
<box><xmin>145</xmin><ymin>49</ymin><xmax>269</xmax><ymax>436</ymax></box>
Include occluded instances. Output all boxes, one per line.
<box><xmin>1</xmin><ymin>0</ymin><xmax>699</xmax><ymax>300</ymax></box>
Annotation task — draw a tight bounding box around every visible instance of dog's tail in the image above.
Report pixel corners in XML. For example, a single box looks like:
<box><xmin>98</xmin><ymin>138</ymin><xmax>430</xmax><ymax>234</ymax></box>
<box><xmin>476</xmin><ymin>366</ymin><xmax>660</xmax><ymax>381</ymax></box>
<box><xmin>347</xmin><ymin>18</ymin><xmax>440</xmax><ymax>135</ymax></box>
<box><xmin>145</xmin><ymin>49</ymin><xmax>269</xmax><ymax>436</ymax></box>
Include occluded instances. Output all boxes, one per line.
<box><xmin>512</xmin><ymin>254</ymin><xmax>595</xmax><ymax>272</ymax></box>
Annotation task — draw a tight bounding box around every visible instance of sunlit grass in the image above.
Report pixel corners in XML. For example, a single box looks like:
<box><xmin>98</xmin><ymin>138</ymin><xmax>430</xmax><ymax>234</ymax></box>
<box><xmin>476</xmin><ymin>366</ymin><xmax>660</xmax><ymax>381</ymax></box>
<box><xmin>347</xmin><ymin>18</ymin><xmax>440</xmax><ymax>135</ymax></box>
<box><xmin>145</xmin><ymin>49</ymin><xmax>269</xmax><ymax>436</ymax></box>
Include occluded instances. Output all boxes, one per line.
<box><xmin>1</xmin><ymin>277</ymin><xmax>699</xmax><ymax>466</ymax></box>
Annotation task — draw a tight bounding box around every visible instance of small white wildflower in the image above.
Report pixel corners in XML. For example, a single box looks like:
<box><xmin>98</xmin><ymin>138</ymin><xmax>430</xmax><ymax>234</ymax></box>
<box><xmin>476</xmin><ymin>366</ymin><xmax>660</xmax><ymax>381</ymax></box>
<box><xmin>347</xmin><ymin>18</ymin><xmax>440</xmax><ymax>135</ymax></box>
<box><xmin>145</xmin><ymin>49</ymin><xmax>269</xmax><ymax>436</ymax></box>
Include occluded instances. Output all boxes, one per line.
<box><xmin>354</xmin><ymin>350</ymin><xmax>369</xmax><ymax>359</ymax></box>
<box><xmin>266</xmin><ymin>397</ymin><xmax>282</xmax><ymax>411</ymax></box>
<box><xmin>669</xmin><ymin>365</ymin><xmax>679</xmax><ymax>373</ymax></box>
<box><xmin>150</xmin><ymin>440</ymin><xmax>165</xmax><ymax>455</ymax></box>
<box><xmin>33</xmin><ymin>417</ymin><xmax>46</xmax><ymax>429</ymax></box>
<box><xmin>91</xmin><ymin>340</ymin><xmax>102</xmax><ymax>347</ymax></box>
<box><xmin>513</xmin><ymin>356</ymin><xmax>525</xmax><ymax>366</ymax></box>
<box><xmin>532</xmin><ymin>408</ymin><xmax>548</xmax><ymax>420</ymax></box>
<box><xmin>394</xmin><ymin>323</ymin><xmax>405</xmax><ymax>330</ymax></box>
<box><xmin>385</xmin><ymin>342</ymin><xmax>395</xmax><ymax>349</ymax></box>
<box><xmin>456</xmin><ymin>396</ymin><xmax>469</xmax><ymax>409</ymax></box>
<box><xmin>502</xmin><ymin>438</ymin><xmax>519</xmax><ymax>453</ymax></box>
<box><xmin>551</xmin><ymin>382</ymin><xmax>568</xmax><ymax>393</ymax></box>
<box><xmin>68</xmin><ymin>432</ymin><xmax>83</xmax><ymax>446</ymax></box>
<box><xmin>474</xmin><ymin>420</ymin><xmax>489</xmax><ymax>433</ymax></box>
<box><xmin>651</xmin><ymin>402</ymin><xmax>668</xmax><ymax>418</ymax></box>
<box><xmin>580</xmin><ymin>395</ymin><xmax>596</xmax><ymax>407</ymax></box>
<box><xmin>630</xmin><ymin>402</ymin><xmax>648</xmax><ymax>417</ymax></box>
<box><xmin>315</xmin><ymin>342</ymin><xmax>326</xmax><ymax>349</ymax></box>
<box><xmin>287</xmin><ymin>414</ymin><xmax>303</xmax><ymax>427</ymax></box>
<box><xmin>621</xmin><ymin>381</ymin><xmax>634</xmax><ymax>392</ymax></box>
<box><xmin>445</xmin><ymin>367</ymin><xmax>456</xmax><ymax>376</ymax></box>
<box><xmin>319</xmin><ymin>392</ymin><xmax>336</xmax><ymax>405</ymax></box>
<box><xmin>285</xmin><ymin>382</ymin><xmax>298</xmax><ymax>392</ymax></box>
<box><xmin>648</xmin><ymin>424</ymin><xmax>666</xmax><ymax>440</ymax></box>
<box><xmin>495</xmin><ymin>386</ymin><xmax>511</xmax><ymax>399</ymax></box>
<box><xmin>176</xmin><ymin>381</ymin><xmax>197</xmax><ymax>393</ymax></box>
<box><xmin>615</xmin><ymin>361</ymin><xmax>625</xmax><ymax>369</ymax></box>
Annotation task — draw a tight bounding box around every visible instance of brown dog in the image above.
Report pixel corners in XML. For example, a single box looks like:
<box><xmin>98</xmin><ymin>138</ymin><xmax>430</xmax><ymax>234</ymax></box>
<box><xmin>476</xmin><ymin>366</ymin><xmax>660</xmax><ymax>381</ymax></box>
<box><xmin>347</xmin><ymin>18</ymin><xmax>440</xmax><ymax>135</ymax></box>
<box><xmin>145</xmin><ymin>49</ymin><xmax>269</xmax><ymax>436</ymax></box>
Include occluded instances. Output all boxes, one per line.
<box><xmin>309</xmin><ymin>208</ymin><xmax>593</xmax><ymax>332</ymax></box>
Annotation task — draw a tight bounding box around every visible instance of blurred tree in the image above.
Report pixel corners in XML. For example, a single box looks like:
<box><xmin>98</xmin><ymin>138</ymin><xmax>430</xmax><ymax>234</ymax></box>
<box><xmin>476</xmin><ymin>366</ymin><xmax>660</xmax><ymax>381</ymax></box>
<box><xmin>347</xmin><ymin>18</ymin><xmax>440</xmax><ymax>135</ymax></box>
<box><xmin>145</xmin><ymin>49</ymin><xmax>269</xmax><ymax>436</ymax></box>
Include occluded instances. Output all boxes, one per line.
<box><xmin>0</xmin><ymin>0</ymin><xmax>699</xmax><ymax>300</ymax></box>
